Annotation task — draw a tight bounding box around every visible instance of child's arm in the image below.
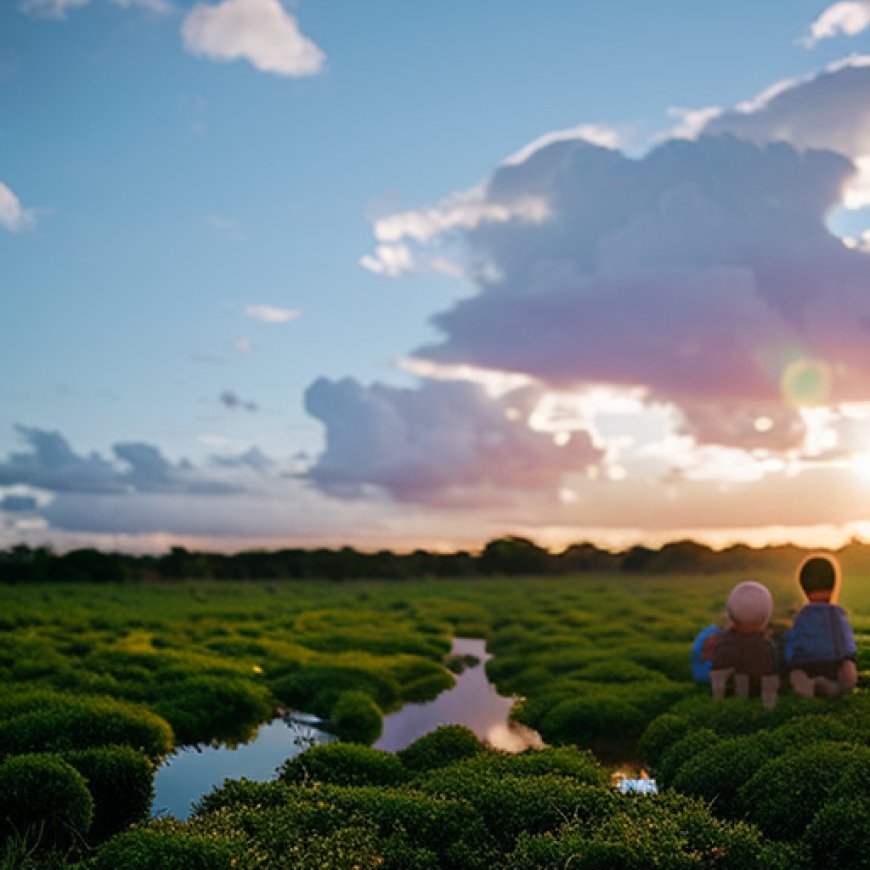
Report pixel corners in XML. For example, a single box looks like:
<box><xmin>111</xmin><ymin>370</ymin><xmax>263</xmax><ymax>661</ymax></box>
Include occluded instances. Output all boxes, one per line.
<box><xmin>835</xmin><ymin>607</ymin><xmax>857</xmax><ymax>660</ymax></box>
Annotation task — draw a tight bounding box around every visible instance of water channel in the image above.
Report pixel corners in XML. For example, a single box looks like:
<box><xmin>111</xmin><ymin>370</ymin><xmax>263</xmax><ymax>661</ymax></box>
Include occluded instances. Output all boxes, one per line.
<box><xmin>152</xmin><ymin>637</ymin><xmax>542</xmax><ymax>819</ymax></box>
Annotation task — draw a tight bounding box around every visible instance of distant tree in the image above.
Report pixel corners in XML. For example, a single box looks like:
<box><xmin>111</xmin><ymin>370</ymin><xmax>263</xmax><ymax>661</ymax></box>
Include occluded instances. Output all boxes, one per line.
<box><xmin>479</xmin><ymin>536</ymin><xmax>551</xmax><ymax>575</ymax></box>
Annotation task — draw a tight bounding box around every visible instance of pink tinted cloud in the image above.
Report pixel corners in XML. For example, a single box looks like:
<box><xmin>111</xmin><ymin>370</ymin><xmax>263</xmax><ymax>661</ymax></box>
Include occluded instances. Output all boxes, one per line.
<box><xmin>304</xmin><ymin>377</ymin><xmax>600</xmax><ymax>504</ymax></box>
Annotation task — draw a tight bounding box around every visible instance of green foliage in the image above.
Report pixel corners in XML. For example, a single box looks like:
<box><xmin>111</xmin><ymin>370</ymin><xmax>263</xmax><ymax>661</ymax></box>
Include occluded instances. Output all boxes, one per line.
<box><xmin>737</xmin><ymin>741</ymin><xmax>870</xmax><ymax>839</ymax></box>
<box><xmin>330</xmin><ymin>691</ymin><xmax>384</xmax><ymax>745</ymax></box>
<box><xmin>655</xmin><ymin>727</ymin><xmax>719</xmax><ymax>787</ymax></box>
<box><xmin>637</xmin><ymin>713</ymin><xmax>690</xmax><ymax>767</ymax></box>
<box><xmin>397</xmin><ymin>725</ymin><xmax>487</xmax><ymax>772</ymax></box>
<box><xmin>269</xmin><ymin>665</ymin><xmax>399</xmax><ymax>716</ymax></box>
<box><xmin>279</xmin><ymin>742</ymin><xmax>409</xmax><ymax>787</ymax></box>
<box><xmin>150</xmin><ymin>675</ymin><xmax>272</xmax><ymax>746</ymax></box>
<box><xmin>0</xmin><ymin>694</ymin><xmax>173</xmax><ymax>761</ymax></box>
<box><xmin>88</xmin><ymin>825</ymin><xmax>235</xmax><ymax>870</ymax></box>
<box><xmin>671</xmin><ymin>735</ymin><xmax>777</xmax><ymax>818</ymax></box>
<box><xmin>803</xmin><ymin>797</ymin><xmax>870</xmax><ymax>869</ymax></box>
<box><xmin>63</xmin><ymin>745</ymin><xmax>154</xmax><ymax>842</ymax></box>
<box><xmin>0</xmin><ymin>754</ymin><xmax>93</xmax><ymax>848</ymax></box>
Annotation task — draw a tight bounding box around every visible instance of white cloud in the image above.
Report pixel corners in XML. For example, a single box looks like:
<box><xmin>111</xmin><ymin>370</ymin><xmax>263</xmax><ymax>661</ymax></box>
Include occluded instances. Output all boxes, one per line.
<box><xmin>181</xmin><ymin>0</ymin><xmax>325</xmax><ymax>78</ymax></box>
<box><xmin>501</xmin><ymin>124</ymin><xmax>621</xmax><ymax>166</ymax></box>
<box><xmin>802</xmin><ymin>1</ymin><xmax>870</xmax><ymax>47</ymax></box>
<box><xmin>0</xmin><ymin>181</ymin><xmax>36</xmax><ymax>232</ymax></box>
<box><xmin>360</xmin><ymin>243</ymin><xmax>417</xmax><ymax>277</ymax></box>
<box><xmin>110</xmin><ymin>0</ymin><xmax>175</xmax><ymax>13</ymax></box>
<box><xmin>17</xmin><ymin>0</ymin><xmax>89</xmax><ymax>18</ymax></box>
<box><xmin>244</xmin><ymin>303</ymin><xmax>301</xmax><ymax>323</ymax></box>
<box><xmin>19</xmin><ymin>0</ymin><xmax>174</xmax><ymax>16</ymax></box>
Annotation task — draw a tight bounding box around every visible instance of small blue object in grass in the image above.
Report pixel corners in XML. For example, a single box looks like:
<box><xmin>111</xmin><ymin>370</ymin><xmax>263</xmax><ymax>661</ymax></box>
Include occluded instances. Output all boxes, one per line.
<box><xmin>617</xmin><ymin>776</ymin><xmax>658</xmax><ymax>794</ymax></box>
<box><xmin>691</xmin><ymin>624</ymin><xmax>722</xmax><ymax>684</ymax></box>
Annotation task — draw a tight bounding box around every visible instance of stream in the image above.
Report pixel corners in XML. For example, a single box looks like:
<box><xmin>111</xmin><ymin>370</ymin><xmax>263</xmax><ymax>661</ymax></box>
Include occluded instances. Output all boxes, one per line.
<box><xmin>152</xmin><ymin>637</ymin><xmax>542</xmax><ymax>819</ymax></box>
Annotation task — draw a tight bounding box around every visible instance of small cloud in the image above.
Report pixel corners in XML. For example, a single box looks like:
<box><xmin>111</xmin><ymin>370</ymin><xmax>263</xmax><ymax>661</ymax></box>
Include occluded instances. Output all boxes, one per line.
<box><xmin>207</xmin><ymin>213</ymin><xmax>238</xmax><ymax>232</ymax></box>
<box><xmin>244</xmin><ymin>303</ymin><xmax>301</xmax><ymax>323</ymax></box>
<box><xmin>110</xmin><ymin>0</ymin><xmax>175</xmax><ymax>12</ymax></box>
<box><xmin>233</xmin><ymin>336</ymin><xmax>252</xmax><ymax>353</ymax></box>
<box><xmin>220</xmin><ymin>389</ymin><xmax>258</xmax><ymax>412</ymax></box>
<box><xmin>801</xmin><ymin>1</ymin><xmax>870</xmax><ymax>47</ymax></box>
<box><xmin>17</xmin><ymin>0</ymin><xmax>89</xmax><ymax>18</ymax></box>
<box><xmin>181</xmin><ymin>0</ymin><xmax>325</xmax><ymax>78</ymax></box>
<box><xmin>0</xmin><ymin>181</ymin><xmax>37</xmax><ymax>232</ymax></box>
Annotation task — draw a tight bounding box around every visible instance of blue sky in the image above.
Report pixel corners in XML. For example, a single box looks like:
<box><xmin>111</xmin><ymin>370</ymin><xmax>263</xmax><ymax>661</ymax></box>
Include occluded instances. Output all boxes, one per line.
<box><xmin>3</xmin><ymin>0</ymin><xmax>870</xmax><ymax>551</ymax></box>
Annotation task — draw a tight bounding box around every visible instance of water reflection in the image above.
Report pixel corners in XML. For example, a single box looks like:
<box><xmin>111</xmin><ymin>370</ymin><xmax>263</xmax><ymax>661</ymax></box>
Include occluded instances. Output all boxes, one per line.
<box><xmin>375</xmin><ymin>637</ymin><xmax>543</xmax><ymax>753</ymax></box>
<box><xmin>152</xmin><ymin>718</ymin><xmax>333</xmax><ymax>820</ymax></box>
<box><xmin>153</xmin><ymin>637</ymin><xmax>542</xmax><ymax>819</ymax></box>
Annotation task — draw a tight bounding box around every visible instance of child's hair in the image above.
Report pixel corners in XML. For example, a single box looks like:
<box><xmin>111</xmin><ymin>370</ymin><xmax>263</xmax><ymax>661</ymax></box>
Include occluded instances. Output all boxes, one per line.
<box><xmin>798</xmin><ymin>553</ymin><xmax>840</xmax><ymax>596</ymax></box>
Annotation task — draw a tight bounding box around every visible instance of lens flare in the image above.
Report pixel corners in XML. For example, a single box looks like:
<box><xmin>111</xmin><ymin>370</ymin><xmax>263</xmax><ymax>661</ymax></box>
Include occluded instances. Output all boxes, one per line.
<box><xmin>780</xmin><ymin>358</ymin><xmax>832</xmax><ymax>407</ymax></box>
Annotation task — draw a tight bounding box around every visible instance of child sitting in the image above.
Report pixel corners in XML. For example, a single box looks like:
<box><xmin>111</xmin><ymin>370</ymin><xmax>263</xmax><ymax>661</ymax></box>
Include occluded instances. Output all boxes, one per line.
<box><xmin>786</xmin><ymin>553</ymin><xmax>857</xmax><ymax>698</ymax></box>
<box><xmin>710</xmin><ymin>580</ymin><xmax>779</xmax><ymax>710</ymax></box>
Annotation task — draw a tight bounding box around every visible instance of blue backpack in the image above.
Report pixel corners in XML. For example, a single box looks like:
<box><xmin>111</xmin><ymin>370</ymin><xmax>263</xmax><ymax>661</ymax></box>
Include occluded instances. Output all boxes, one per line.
<box><xmin>691</xmin><ymin>625</ymin><xmax>722</xmax><ymax>684</ymax></box>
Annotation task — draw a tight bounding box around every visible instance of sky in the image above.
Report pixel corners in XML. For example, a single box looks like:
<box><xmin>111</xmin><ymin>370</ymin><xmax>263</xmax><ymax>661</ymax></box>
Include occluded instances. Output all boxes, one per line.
<box><xmin>2</xmin><ymin>0</ymin><xmax>870</xmax><ymax>553</ymax></box>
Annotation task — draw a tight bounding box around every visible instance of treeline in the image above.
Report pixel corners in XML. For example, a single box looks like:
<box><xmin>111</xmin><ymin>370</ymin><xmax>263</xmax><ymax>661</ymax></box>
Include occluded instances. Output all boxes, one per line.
<box><xmin>3</xmin><ymin>536</ymin><xmax>870</xmax><ymax>583</ymax></box>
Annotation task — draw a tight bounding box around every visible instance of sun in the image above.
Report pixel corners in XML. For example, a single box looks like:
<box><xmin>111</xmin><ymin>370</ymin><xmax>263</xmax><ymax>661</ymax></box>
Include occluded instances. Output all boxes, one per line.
<box><xmin>850</xmin><ymin>452</ymin><xmax>870</xmax><ymax>480</ymax></box>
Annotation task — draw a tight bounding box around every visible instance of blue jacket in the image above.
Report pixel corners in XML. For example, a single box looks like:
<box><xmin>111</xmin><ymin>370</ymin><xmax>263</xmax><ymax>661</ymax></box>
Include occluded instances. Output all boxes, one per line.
<box><xmin>785</xmin><ymin>603</ymin><xmax>856</xmax><ymax>667</ymax></box>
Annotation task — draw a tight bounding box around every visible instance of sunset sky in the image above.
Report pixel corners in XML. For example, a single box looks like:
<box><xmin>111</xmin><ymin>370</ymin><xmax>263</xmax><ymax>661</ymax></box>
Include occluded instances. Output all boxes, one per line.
<box><xmin>3</xmin><ymin>0</ymin><xmax>870</xmax><ymax>552</ymax></box>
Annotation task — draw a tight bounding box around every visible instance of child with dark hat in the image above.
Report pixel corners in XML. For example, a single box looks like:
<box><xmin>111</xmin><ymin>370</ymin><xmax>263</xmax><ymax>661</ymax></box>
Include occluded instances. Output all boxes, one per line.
<box><xmin>786</xmin><ymin>553</ymin><xmax>857</xmax><ymax>698</ymax></box>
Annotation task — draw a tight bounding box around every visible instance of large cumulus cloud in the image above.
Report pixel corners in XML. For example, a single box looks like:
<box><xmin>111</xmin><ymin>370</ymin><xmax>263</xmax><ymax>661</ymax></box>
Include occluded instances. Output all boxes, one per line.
<box><xmin>310</xmin><ymin>58</ymin><xmax>870</xmax><ymax>507</ymax></box>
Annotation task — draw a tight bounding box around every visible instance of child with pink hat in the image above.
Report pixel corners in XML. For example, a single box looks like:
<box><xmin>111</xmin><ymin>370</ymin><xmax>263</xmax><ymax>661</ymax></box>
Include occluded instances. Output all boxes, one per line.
<box><xmin>710</xmin><ymin>580</ymin><xmax>779</xmax><ymax>710</ymax></box>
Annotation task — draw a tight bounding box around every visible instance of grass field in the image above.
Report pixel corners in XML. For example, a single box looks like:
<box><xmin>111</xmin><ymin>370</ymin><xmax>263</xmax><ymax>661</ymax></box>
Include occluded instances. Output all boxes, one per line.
<box><xmin>3</xmin><ymin>569</ymin><xmax>870</xmax><ymax>867</ymax></box>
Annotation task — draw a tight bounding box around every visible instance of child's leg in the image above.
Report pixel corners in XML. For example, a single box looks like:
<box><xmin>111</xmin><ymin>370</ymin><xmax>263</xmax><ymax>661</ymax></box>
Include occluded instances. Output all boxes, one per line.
<box><xmin>789</xmin><ymin>669</ymin><xmax>815</xmax><ymax>698</ymax></box>
<box><xmin>710</xmin><ymin>668</ymin><xmax>733</xmax><ymax>701</ymax></box>
<box><xmin>815</xmin><ymin>676</ymin><xmax>840</xmax><ymax>697</ymax></box>
<box><xmin>760</xmin><ymin>674</ymin><xmax>779</xmax><ymax>710</ymax></box>
<box><xmin>838</xmin><ymin>659</ymin><xmax>858</xmax><ymax>693</ymax></box>
<box><xmin>733</xmin><ymin>672</ymin><xmax>750</xmax><ymax>699</ymax></box>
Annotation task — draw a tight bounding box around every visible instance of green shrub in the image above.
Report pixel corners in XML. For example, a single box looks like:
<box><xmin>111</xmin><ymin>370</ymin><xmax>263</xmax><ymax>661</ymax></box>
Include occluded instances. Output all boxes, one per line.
<box><xmin>418</xmin><ymin>769</ymin><xmax>619</xmax><ymax>851</ymax></box>
<box><xmin>0</xmin><ymin>696</ymin><xmax>173</xmax><ymax>761</ymax></box>
<box><xmin>539</xmin><ymin>694</ymin><xmax>644</xmax><ymax>754</ymax></box>
<box><xmin>64</xmin><ymin>745</ymin><xmax>154</xmax><ymax>842</ymax></box>
<box><xmin>804</xmin><ymin>797</ymin><xmax>870</xmax><ymax>869</ymax></box>
<box><xmin>151</xmin><ymin>675</ymin><xmax>272</xmax><ymax>745</ymax></box>
<box><xmin>279</xmin><ymin>743</ymin><xmax>409</xmax><ymax>787</ymax></box>
<box><xmin>671</xmin><ymin>735</ymin><xmax>777</xmax><ymax>818</ymax></box>
<box><xmin>764</xmin><ymin>715</ymin><xmax>855</xmax><ymax>753</ymax></box>
<box><xmin>0</xmin><ymin>754</ymin><xmax>93</xmax><ymax>847</ymax></box>
<box><xmin>398</xmin><ymin>725</ymin><xmax>486</xmax><ymax>772</ymax></box>
<box><xmin>88</xmin><ymin>826</ymin><xmax>235</xmax><ymax>870</ymax></box>
<box><xmin>738</xmin><ymin>741</ymin><xmax>870</xmax><ymax>839</ymax></box>
<box><xmin>269</xmin><ymin>666</ymin><xmax>399</xmax><ymax>716</ymax></box>
<box><xmin>655</xmin><ymin>727</ymin><xmax>719</xmax><ymax>787</ymax></box>
<box><xmin>330</xmin><ymin>691</ymin><xmax>383</xmax><ymax>745</ymax></box>
<box><xmin>637</xmin><ymin>713</ymin><xmax>690</xmax><ymax>767</ymax></box>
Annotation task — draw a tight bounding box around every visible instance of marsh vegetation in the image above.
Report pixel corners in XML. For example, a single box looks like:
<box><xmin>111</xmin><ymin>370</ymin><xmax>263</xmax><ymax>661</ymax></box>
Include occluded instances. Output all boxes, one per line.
<box><xmin>2</xmin><ymin>565</ymin><xmax>870</xmax><ymax>867</ymax></box>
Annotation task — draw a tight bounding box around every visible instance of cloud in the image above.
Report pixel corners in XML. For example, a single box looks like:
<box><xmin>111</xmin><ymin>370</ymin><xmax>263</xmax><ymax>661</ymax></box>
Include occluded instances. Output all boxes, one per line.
<box><xmin>19</xmin><ymin>0</ymin><xmax>174</xmax><ymax>17</ymax></box>
<box><xmin>304</xmin><ymin>377</ymin><xmax>600</xmax><ymax>504</ymax></box>
<box><xmin>700</xmin><ymin>57</ymin><xmax>870</xmax><ymax>207</ymax></box>
<box><xmin>501</xmin><ymin>124</ymin><xmax>621</xmax><ymax>166</ymax></box>
<box><xmin>0</xmin><ymin>426</ymin><xmax>240</xmax><ymax>496</ymax></box>
<box><xmin>17</xmin><ymin>0</ymin><xmax>88</xmax><ymax>18</ymax></box>
<box><xmin>181</xmin><ymin>0</ymin><xmax>325</xmax><ymax>78</ymax></box>
<box><xmin>802</xmin><ymin>1</ymin><xmax>870</xmax><ymax>47</ymax></box>
<box><xmin>219</xmin><ymin>389</ymin><xmax>258</xmax><ymax>412</ymax></box>
<box><xmin>345</xmin><ymin>57</ymin><xmax>870</xmax><ymax>481</ymax></box>
<box><xmin>409</xmin><ymin>135</ymin><xmax>869</xmax><ymax>414</ymax></box>
<box><xmin>0</xmin><ymin>181</ymin><xmax>36</xmax><ymax>232</ymax></box>
<box><xmin>0</xmin><ymin>494</ymin><xmax>39</xmax><ymax>513</ymax></box>
<box><xmin>244</xmin><ymin>303</ymin><xmax>301</xmax><ymax>323</ymax></box>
